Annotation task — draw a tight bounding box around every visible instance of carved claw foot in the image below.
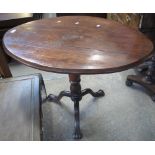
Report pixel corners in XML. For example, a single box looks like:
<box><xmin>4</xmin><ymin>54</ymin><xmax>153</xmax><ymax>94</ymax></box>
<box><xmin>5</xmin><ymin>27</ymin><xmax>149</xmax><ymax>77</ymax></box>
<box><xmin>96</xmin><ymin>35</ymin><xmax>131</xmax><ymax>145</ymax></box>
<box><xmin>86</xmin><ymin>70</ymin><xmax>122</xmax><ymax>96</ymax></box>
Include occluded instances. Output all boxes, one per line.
<box><xmin>151</xmin><ymin>95</ymin><xmax>155</xmax><ymax>102</ymax></box>
<box><xmin>73</xmin><ymin>130</ymin><xmax>83</xmax><ymax>139</ymax></box>
<box><xmin>47</xmin><ymin>94</ymin><xmax>58</xmax><ymax>102</ymax></box>
<box><xmin>126</xmin><ymin>79</ymin><xmax>133</xmax><ymax>86</ymax></box>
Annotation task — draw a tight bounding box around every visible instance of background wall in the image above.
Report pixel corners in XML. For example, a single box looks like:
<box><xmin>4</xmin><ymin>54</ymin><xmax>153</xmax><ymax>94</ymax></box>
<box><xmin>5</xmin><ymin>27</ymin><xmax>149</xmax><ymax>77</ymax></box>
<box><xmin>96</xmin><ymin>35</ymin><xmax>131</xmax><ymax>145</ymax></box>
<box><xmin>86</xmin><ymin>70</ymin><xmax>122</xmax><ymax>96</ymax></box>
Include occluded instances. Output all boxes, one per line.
<box><xmin>43</xmin><ymin>13</ymin><xmax>56</xmax><ymax>18</ymax></box>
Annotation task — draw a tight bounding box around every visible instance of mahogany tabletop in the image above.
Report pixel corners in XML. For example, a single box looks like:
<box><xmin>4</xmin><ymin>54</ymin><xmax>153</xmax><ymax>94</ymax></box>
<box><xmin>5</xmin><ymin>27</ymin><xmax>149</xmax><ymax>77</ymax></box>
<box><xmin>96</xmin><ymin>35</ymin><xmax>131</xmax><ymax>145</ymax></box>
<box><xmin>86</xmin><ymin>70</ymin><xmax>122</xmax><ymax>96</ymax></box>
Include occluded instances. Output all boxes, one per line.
<box><xmin>3</xmin><ymin>16</ymin><xmax>154</xmax><ymax>74</ymax></box>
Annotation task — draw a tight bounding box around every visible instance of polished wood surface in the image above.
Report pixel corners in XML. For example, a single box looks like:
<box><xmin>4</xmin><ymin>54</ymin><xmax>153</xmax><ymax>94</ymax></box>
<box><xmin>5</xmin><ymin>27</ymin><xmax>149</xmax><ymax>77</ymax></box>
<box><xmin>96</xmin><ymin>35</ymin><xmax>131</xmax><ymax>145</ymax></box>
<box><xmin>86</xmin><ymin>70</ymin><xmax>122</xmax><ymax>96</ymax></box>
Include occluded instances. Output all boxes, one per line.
<box><xmin>0</xmin><ymin>13</ymin><xmax>40</xmax><ymax>63</ymax></box>
<box><xmin>3</xmin><ymin>16</ymin><xmax>154</xmax><ymax>74</ymax></box>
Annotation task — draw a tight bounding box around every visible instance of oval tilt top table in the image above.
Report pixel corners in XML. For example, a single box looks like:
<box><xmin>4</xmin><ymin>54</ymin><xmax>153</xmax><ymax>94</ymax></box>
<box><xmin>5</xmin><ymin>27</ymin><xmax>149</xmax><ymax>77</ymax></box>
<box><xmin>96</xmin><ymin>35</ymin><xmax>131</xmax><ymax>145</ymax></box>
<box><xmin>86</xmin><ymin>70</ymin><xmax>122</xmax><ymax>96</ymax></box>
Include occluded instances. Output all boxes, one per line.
<box><xmin>3</xmin><ymin>16</ymin><xmax>153</xmax><ymax>139</ymax></box>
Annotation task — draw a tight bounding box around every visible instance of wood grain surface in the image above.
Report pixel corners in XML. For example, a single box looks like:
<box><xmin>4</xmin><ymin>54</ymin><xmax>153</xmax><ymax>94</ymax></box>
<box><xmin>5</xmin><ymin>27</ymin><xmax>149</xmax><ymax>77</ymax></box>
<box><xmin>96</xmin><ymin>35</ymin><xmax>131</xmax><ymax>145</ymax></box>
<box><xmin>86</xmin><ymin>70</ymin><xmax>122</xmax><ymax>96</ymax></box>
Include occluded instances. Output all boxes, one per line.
<box><xmin>3</xmin><ymin>16</ymin><xmax>154</xmax><ymax>74</ymax></box>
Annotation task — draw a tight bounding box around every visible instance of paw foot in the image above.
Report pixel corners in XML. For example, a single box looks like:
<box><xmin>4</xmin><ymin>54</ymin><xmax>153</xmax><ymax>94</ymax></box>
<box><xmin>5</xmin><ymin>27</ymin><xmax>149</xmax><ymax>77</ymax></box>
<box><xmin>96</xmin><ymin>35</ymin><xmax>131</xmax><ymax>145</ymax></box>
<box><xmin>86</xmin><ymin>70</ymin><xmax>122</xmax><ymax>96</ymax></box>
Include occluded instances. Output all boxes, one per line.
<box><xmin>73</xmin><ymin>131</ymin><xmax>83</xmax><ymax>139</ymax></box>
<box><xmin>97</xmin><ymin>89</ymin><xmax>105</xmax><ymax>97</ymax></box>
<box><xmin>151</xmin><ymin>95</ymin><xmax>155</xmax><ymax>102</ymax></box>
<box><xmin>126</xmin><ymin>80</ymin><xmax>133</xmax><ymax>86</ymax></box>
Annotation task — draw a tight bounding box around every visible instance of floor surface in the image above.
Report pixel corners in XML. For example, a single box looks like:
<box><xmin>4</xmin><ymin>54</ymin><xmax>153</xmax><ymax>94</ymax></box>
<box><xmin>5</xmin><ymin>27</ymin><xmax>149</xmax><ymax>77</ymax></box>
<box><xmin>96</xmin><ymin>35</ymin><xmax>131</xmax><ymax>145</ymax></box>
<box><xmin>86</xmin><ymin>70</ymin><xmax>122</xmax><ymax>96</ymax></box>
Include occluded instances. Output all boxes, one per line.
<box><xmin>9</xmin><ymin>61</ymin><xmax>155</xmax><ymax>141</ymax></box>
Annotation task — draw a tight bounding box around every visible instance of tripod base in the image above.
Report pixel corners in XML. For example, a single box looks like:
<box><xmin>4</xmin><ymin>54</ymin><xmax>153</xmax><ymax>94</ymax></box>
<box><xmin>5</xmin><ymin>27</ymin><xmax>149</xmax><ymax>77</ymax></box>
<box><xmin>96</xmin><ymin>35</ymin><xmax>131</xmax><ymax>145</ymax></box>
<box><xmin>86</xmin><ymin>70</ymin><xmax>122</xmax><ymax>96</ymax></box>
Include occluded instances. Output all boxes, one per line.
<box><xmin>47</xmin><ymin>74</ymin><xmax>105</xmax><ymax>139</ymax></box>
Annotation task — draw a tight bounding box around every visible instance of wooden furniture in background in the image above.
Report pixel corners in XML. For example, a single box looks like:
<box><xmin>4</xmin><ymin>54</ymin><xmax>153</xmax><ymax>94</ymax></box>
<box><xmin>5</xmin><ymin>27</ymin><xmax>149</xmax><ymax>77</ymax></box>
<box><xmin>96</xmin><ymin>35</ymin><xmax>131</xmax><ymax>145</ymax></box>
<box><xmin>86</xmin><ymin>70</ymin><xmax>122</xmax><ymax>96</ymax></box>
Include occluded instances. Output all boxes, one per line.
<box><xmin>138</xmin><ymin>14</ymin><xmax>155</xmax><ymax>74</ymax></box>
<box><xmin>3</xmin><ymin>16</ymin><xmax>153</xmax><ymax>139</ymax></box>
<box><xmin>107</xmin><ymin>13</ymin><xmax>155</xmax><ymax>101</ymax></box>
<box><xmin>0</xmin><ymin>46</ymin><xmax>46</xmax><ymax>141</ymax></box>
<box><xmin>0</xmin><ymin>46</ymin><xmax>12</xmax><ymax>78</ymax></box>
<box><xmin>126</xmin><ymin>13</ymin><xmax>155</xmax><ymax>101</ymax></box>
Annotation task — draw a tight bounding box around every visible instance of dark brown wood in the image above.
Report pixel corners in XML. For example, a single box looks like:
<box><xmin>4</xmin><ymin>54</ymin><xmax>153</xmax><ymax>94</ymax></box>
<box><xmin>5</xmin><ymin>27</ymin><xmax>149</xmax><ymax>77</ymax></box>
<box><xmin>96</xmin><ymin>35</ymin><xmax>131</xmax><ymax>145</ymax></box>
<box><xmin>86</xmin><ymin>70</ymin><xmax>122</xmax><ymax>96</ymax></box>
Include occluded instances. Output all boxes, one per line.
<box><xmin>0</xmin><ymin>45</ymin><xmax>12</xmax><ymax>78</ymax></box>
<box><xmin>3</xmin><ymin>16</ymin><xmax>153</xmax><ymax>139</ymax></box>
<box><xmin>47</xmin><ymin>74</ymin><xmax>104</xmax><ymax>139</ymax></box>
<box><xmin>0</xmin><ymin>13</ymin><xmax>42</xmax><ymax>62</ymax></box>
<box><xmin>126</xmin><ymin>75</ymin><xmax>155</xmax><ymax>101</ymax></box>
<box><xmin>136</xmin><ymin>14</ymin><xmax>155</xmax><ymax>73</ymax></box>
<box><xmin>126</xmin><ymin>54</ymin><xmax>155</xmax><ymax>101</ymax></box>
<box><xmin>3</xmin><ymin>16</ymin><xmax>154</xmax><ymax>74</ymax></box>
<box><xmin>69</xmin><ymin>74</ymin><xmax>82</xmax><ymax>139</ymax></box>
<box><xmin>125</xmin><ymin>14</ymin><xmax>155</xmax><ymax>101</ymax></box>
